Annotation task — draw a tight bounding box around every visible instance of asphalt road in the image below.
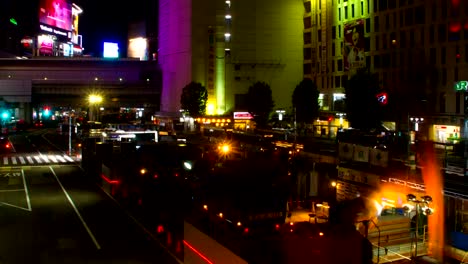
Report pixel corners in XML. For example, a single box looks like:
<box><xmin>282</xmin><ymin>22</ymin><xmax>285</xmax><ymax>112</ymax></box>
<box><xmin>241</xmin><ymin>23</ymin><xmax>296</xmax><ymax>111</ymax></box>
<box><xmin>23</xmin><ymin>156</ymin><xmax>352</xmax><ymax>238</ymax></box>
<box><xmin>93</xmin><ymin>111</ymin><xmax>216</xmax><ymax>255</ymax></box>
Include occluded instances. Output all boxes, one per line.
<box><xmin>0</xmin><ymin>131</ymin><xmax>181</xmax><ymax>264</ymax></box>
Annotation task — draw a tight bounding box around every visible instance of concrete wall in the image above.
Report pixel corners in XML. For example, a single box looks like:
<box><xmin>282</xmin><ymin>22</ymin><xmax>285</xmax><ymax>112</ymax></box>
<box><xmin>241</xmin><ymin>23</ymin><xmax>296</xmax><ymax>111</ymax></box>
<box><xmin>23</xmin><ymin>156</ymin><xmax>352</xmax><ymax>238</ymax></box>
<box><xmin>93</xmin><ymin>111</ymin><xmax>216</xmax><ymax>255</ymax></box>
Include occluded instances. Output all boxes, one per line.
<box><xmin>228</xmin><ymin>0</ymin><xmax>304</xmax><ymax>112</ymax></box>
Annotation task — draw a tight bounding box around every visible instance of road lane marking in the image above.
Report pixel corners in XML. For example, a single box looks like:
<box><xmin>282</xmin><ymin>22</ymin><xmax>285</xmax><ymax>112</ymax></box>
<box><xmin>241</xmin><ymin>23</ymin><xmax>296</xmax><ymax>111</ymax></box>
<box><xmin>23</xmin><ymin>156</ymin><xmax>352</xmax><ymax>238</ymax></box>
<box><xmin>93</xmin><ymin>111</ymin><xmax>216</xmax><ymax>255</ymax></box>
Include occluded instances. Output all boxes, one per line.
<box><xmin>19</xmin><ymin>157</ymin><xmax>26</xmax><ymax>164</ymax></box>
<box><xmin>27</xmin><ymin>156</ymin><xmax>34</xmax><ymax>164</ymax></box>
<box><xmin>64</xmin><ymin>155</ymin><xmax>74</xmax><ymax>162</ymax></box>
<box><xmin>34</xmin><ymin>156</ymin><xmax>43</xmax><ymax>163</ymax></box>
<box><xmin>49</xmin><ymin>166</ymin><xmax>101</xmax><ymax>250</ymax></box>
<box><xmin>21</xmin><ymin>169</ymin><xmax>31</xmax><ymax>211</ymax></box>
<box><xmin>3</xmin><ymin>157</ymin><xmax>7</xmax><ymax>165</ymax></box>
<box><xmin>0</xmin><ymin>189</ymin><xmax>24</xmax><ymax>192</ymax></box>
<box><xmin>55</xmin><ymin>155</ymin><xmax>66</xmax><ymax>163</ymax></box>
<box><xmin>0</xmin><ymin>202</ymin><xmax>30</xmax><ymax>211</ymax></box>
<box><xmin>40</xmin><ymin>155</ymin><xmax>49</xmax><ymax>163</ymax></box>
<box><xmin>48</xmin><ymin>155</ymin><xmax>58</xmax><ymax>163</ymax></box>
<box><xmin>12</xmin><ymin>157</ymin><xmax>17</xmax><ymax>165</ymax></box>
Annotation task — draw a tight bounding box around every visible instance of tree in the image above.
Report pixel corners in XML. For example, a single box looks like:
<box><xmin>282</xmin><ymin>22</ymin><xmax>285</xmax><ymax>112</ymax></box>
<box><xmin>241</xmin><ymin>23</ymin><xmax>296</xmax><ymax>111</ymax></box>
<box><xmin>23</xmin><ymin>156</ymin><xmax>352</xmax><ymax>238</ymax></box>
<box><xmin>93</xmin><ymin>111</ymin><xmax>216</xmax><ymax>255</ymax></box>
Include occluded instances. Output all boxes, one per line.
<box><xmin>246</xmin><ymin>81</ymin><xmax>275</xmax><ymax>128</ymax></box>
<box><xmin>344</xmin><ymin>68</ymin><xmax>383</xmax><ymax>131</ymax></box>
<box><xmin>292</xmin><ymin>78</ymin><xmax>320</xmax><ymax>128</ymax></box>
<box><xmin>180</xmin><ymin>82</ymin><xmax>208</xmax><ymax>117</ymax></box>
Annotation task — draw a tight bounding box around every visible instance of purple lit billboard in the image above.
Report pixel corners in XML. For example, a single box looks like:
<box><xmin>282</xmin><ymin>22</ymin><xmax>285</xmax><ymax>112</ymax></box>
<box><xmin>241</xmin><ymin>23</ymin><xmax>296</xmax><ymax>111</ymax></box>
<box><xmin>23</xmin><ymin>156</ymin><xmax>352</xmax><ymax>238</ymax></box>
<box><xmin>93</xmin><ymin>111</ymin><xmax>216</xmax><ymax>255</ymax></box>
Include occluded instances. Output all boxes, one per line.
<box><xmin>39</xmin><ymin>0</ymin><xmax>72</xmax><ymax>32</ymax></box>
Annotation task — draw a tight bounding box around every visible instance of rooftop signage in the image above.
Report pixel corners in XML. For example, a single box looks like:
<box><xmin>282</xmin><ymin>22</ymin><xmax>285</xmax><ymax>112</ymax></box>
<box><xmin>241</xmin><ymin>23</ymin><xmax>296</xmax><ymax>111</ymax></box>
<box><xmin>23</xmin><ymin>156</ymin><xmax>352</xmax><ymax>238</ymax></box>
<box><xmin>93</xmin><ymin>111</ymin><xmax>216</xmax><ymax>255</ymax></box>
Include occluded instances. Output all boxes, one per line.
<box><xmin>233</xmin><ymin>112</ymin><xmax>253</xmax><ymax>120</ymax></box>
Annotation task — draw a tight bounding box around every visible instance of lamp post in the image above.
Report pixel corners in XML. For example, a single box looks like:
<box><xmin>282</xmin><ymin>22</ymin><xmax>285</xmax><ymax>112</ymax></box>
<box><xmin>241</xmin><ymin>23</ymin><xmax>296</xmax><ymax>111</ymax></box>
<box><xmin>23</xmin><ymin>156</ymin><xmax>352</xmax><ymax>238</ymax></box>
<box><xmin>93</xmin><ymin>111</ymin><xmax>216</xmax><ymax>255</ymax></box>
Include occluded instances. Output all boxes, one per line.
<box><xmin>405</xmin><ymin>194</ymin><xmax>433</xmax><ymax>258</ymax></box>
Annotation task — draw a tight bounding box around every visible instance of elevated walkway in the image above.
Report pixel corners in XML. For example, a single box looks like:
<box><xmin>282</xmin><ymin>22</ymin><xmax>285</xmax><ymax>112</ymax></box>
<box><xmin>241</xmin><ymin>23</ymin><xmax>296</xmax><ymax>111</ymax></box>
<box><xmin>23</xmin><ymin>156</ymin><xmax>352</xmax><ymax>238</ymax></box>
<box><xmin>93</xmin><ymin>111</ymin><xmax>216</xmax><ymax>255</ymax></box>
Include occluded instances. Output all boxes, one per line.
<box><xmin>369</xmin><ymin>215</ymin><xmax>428</xmax><ymax>263</ymax></box>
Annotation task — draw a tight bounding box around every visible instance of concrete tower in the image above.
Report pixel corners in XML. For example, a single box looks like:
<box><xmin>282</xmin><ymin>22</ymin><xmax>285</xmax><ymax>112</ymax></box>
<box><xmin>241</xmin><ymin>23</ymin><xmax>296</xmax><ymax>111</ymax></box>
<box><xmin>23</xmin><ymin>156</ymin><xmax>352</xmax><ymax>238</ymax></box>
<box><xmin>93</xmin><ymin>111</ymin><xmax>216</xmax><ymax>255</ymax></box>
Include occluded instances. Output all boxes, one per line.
<box><xmin>158</xmin><ymin>0</ymin><xmax>304</xmax><ymax>116</ymax></box>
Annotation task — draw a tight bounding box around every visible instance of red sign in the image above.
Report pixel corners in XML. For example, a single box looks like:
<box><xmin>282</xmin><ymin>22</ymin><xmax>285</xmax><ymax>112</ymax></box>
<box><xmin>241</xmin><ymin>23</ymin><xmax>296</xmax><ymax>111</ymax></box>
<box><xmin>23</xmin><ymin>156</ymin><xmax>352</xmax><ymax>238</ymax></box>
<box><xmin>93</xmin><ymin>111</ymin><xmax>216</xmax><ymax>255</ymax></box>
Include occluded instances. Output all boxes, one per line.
<box><xmin>376</xmin><ymin>92</ymin><xmax>388</xmax><ymax>105</ymax></box>
<box><xmin>233</xmin><ymin>112</ymin><xmax>253</xmax><ymax>120</ymax></box>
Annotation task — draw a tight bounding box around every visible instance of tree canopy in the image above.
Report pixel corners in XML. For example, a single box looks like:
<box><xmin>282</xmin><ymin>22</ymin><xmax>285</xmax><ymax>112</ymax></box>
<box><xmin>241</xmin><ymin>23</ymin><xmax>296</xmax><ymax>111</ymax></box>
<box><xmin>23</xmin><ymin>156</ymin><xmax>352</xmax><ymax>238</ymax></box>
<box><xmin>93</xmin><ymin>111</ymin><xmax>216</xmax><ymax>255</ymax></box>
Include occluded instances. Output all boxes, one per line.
<box><xmin>180</xmin><ymin>82</ymin><xmax>208</xmax><ymax>117</ymax></box>
<box><xmin>292</xmin><ymin>78</ymin><xmax>320</xmax><ymax>124</ymax></box>
<box><xmin>246</xmin><ymin>81</ymin><xmax>275</xmax><ymax>128</ymax></box>
<box><xmin>344</xmin><ymin>68</ymin><xmax>383</xmax><ymax>131</ymax></box>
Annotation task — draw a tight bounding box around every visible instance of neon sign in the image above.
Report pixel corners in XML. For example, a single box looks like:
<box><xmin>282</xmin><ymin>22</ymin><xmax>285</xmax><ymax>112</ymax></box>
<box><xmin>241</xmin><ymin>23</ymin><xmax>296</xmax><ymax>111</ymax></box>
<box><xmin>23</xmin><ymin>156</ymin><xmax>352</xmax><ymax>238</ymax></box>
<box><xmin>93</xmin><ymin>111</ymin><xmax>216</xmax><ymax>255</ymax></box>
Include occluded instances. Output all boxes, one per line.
<box><xmin>454</xmin><ymin>80</ymin><xmax>468</xmax><ymax>91</ymax></box>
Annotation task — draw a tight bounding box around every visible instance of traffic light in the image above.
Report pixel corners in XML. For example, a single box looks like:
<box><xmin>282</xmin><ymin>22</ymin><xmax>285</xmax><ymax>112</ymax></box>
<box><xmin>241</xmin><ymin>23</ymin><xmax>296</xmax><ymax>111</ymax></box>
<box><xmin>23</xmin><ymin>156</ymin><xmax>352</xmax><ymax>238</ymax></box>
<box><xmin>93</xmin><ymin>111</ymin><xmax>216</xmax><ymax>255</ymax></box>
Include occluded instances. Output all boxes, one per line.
<box><xmin>43</xmin><ymin>107</ymin><xmax>50</xmax><ymax>117</ymax></box>
<box><xmin>1</xmin><ymin>111</ymin><xmax>9</xmax><ymax>120</ymax></box>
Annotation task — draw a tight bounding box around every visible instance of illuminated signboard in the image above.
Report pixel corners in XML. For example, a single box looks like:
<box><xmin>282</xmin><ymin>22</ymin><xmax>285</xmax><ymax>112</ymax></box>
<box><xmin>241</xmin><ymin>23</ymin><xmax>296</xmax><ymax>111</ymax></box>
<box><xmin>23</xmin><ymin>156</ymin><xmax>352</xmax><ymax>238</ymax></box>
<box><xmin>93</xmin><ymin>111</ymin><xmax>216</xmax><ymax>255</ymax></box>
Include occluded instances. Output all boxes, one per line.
<box><xmin>454</xmin><ymin>80</ymin><xmax>468</xmax><ymax>91</ymax></box>
<box><xmin>38</xmin><ymin>35</ymin><xmax>54</xmax><ymax>55</ymax></box>
<box><xmin>103</xmin><ymin>42</ymin><xmax>119</xmax><ymax>58</ymax></box>
<box><xmin>376</xmin><ymin>92</ymin><xmax>388</xmax><ymax>105</ymax></box>
<box><xmin>233</xmin><ymin>112</ymin><xmax>253</xmax><ymax>120</ymax></box>
<box><xmin>39</xmin><ymin>0</ymin><xmax>73</xmax><ymax>32</ymax></box>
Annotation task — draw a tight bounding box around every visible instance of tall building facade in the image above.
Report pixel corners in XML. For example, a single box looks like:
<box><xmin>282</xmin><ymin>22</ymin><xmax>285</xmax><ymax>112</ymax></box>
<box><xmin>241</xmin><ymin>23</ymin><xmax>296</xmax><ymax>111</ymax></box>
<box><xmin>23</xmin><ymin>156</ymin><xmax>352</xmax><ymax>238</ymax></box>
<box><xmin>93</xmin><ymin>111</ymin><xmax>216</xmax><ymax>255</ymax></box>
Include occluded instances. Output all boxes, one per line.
<box><xmin>304</xmin><ymin>0</ymin><xmax>468</xmax><ymax>143</ymax></box>
<box><xmin>158</xmin><ymin>0</ymin><xmax>304</xmax><ymax>115</ymax></box>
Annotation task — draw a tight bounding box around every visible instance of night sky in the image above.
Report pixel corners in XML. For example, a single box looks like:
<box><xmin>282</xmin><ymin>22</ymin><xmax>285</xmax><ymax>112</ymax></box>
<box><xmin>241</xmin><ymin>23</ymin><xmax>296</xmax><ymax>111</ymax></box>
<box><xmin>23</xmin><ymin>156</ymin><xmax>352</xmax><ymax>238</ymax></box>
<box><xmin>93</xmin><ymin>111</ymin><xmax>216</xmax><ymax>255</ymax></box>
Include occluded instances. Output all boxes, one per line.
<box><xmin>1</xmin><ymin>0</ymin><xmax>150</xmax><ymax>57</ymax></box>
<box><xmin>72</xmin><ymin>0</ymin><xmax>148</xmax><ymax>57</ymax></box>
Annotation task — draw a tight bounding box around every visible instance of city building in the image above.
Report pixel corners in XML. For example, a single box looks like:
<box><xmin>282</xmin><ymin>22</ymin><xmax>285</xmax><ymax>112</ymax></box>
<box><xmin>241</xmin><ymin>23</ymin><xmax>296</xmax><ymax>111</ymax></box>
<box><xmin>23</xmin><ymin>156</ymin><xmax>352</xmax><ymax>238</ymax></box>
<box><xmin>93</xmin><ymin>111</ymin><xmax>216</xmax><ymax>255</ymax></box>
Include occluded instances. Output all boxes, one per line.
<box><xmin>304</xmin><ymin>0</ymin><xmax>468</xmax><ymax>144</ymax></box>
<box><xmin>300</xmin><ymin>1</ymin><xmax>468</xmax><ymax>261</ymax></box>
<box><xmin>158</xmin><ymin>0</ymin><xmax>304</xmax><ymax>116</ymax></box>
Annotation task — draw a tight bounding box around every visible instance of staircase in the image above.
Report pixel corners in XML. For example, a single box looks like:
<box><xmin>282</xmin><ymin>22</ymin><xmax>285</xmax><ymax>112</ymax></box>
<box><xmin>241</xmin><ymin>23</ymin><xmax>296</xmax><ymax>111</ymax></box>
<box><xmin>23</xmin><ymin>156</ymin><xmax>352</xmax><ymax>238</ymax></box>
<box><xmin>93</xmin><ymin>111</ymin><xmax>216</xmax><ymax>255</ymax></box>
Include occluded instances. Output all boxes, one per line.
<box><xmin>367</xmin><ymin>215</ymin><xmax>428</xmax><ymax>263</ymax></box>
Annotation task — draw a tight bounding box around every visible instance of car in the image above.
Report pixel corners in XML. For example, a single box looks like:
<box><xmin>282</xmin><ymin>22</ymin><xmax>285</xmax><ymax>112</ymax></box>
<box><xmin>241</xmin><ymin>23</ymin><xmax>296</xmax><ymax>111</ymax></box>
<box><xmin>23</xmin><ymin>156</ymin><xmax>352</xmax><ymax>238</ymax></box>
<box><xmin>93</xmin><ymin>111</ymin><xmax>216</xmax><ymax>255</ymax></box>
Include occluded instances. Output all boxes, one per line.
<box><xmin>34</xmin><ymin>120</ymin><xmax>44</xmax><ymax>128</ymax></box>
<box><xmin>0</xmin><ymin>137</ymin><xmax>14</xmax><ymax>153</ymax></box>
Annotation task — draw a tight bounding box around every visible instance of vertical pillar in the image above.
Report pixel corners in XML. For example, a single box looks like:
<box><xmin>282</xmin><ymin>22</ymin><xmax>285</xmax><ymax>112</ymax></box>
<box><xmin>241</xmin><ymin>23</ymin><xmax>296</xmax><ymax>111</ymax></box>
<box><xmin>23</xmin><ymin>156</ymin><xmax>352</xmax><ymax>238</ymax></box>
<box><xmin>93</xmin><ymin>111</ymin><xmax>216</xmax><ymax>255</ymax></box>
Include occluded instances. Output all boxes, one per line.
<box><xmin>465</xmin><ymin>92</ymin><xmax>468</xmax><ymax>176</ymax></box>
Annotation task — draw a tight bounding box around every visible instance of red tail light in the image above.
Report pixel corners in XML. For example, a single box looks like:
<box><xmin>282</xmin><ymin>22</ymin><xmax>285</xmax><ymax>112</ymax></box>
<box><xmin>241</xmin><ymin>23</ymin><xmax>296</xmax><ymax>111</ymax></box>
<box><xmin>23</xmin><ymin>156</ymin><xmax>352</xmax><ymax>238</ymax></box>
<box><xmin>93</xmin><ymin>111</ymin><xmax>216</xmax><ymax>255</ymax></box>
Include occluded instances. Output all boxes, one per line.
<box><xmin>157</xmin><ymin>225</ymin><xmax>164</xmax><ymax>233</ymax></box>
<box><xmin>5</xmin><ymin>143</ymin><xmax>10</xmax><ymax>148</ymax></box>
<box><xmin>243</xmin><ymin>228</ymin><xmax>249</xmax><ymax>233</ymax></box>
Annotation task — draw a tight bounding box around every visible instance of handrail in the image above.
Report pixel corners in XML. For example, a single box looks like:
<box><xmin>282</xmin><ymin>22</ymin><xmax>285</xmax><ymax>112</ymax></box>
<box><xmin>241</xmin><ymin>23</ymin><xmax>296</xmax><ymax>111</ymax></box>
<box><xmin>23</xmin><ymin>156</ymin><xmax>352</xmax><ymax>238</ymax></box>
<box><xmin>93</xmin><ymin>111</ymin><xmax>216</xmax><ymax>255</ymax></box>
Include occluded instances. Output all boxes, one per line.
<box><xmin>372</xmin><ymin>244</ymin><xmax>412</xmax><ymax>261</ymax></box>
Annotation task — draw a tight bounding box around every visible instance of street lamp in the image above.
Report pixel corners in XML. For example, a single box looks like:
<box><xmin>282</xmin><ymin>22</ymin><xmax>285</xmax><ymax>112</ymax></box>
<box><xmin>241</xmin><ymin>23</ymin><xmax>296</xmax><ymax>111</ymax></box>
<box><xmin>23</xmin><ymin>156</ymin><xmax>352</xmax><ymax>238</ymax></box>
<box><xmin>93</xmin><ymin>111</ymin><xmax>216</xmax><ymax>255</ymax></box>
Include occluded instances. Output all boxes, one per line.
<box><xmin>409</xmin><ymin>117</ymin><xmax>424</xmax><ymax>132</ymax></box>
<box><xmin>88</xmin><ymin>94</ymin><xmax>103</xmax><ymax>121</ymax></box>
<box><xmin>275</xmin><ymin>109</ymin><xmax>286</xmax><ymax>121</ymax></box>
<box><xmin>405</xmin><ymin>193</ymin><xmax>433</xmax><ymax>258</ymax></box>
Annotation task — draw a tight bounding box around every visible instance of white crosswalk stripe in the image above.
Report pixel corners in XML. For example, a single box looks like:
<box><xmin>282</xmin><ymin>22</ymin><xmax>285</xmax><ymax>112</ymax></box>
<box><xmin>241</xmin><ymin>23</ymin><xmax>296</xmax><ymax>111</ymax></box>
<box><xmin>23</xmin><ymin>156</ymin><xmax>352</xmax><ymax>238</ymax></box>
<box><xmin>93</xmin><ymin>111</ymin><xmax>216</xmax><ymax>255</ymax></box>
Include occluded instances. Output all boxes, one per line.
<box><xmin>34</xmin><ymin>156</ymin><xmax>43</xmax><ymax>164</ymax></box>
<box><xmin>55</xmin><ymin>155</ymin><xmax>66</xmax><ymax>163</ymax></box>
<box><xmin>0</xmin><ymin>154</ymin><xmax>77</xmax><ymax>166</ymax></box>
<box><xmin>48</xmin><ymin>155</ymin><xmax>58</xmax><ymax>163</ymax></box>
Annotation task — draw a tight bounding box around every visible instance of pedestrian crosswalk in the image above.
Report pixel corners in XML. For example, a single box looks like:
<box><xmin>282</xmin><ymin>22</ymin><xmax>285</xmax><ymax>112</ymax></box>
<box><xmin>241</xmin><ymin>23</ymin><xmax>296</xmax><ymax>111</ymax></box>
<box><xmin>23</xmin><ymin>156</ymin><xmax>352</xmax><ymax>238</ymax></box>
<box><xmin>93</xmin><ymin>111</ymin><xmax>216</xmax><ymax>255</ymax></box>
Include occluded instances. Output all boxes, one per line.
<box><xmin>0</xmin><ymin>153</ymin><xmax>77</xmax><ymax>166</ymax></box>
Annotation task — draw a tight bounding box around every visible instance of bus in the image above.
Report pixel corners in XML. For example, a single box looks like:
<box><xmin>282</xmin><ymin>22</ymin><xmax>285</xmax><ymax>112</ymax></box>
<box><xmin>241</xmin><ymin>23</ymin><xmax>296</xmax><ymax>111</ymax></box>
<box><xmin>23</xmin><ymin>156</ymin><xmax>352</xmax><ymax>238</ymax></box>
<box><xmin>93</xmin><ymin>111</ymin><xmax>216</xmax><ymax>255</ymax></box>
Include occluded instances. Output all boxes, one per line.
<box><xmin>104</xmin><ymin>130</ymin><xmax>158</xmax><ymax>145</ymax></box>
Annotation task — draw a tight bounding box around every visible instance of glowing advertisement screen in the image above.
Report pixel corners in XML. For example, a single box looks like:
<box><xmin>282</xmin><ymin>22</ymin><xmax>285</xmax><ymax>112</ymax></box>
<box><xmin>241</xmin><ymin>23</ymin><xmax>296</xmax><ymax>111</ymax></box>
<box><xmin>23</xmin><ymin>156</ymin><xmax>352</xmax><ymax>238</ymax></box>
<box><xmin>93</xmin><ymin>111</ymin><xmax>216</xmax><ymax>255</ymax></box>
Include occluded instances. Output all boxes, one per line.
<box><xmin>343</xmin><ymin>19</ymin><xmax>365</xmax><ymax>71</ymax></box>
<box><xmin>39</xmin><ymin>0</ymin><xmax>72</xmax><ymax>32</ymax></box>
<box><xmin>103</xmin><ymin>42</ymin><xmax>119</xmax><ymax>58</ymax></box>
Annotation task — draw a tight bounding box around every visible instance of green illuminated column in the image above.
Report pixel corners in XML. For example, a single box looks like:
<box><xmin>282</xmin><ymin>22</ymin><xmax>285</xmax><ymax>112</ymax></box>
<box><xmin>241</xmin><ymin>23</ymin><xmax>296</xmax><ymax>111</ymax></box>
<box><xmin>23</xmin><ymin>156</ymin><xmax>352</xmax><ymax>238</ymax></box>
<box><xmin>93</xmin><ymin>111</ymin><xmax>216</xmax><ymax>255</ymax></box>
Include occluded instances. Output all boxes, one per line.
<box><xmin>454</xmin><ymin>81</ymin><xmax>468</xmax><ymax>176</ymax></box>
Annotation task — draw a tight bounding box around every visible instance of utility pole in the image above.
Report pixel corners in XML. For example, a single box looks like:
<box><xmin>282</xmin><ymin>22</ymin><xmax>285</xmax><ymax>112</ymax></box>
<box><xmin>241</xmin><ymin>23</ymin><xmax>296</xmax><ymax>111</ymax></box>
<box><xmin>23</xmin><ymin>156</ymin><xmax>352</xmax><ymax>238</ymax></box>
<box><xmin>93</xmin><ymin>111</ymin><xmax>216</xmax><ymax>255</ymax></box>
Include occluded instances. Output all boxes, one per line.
<box><xmin>294</xmin><ymin>107</ymin><xmax>297</xmax><ymax>143</ymax></box>
<box><xmin>68</xmin><ymin>112</ymin><xmax>72</xmax><ymax>156</ymax></box>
